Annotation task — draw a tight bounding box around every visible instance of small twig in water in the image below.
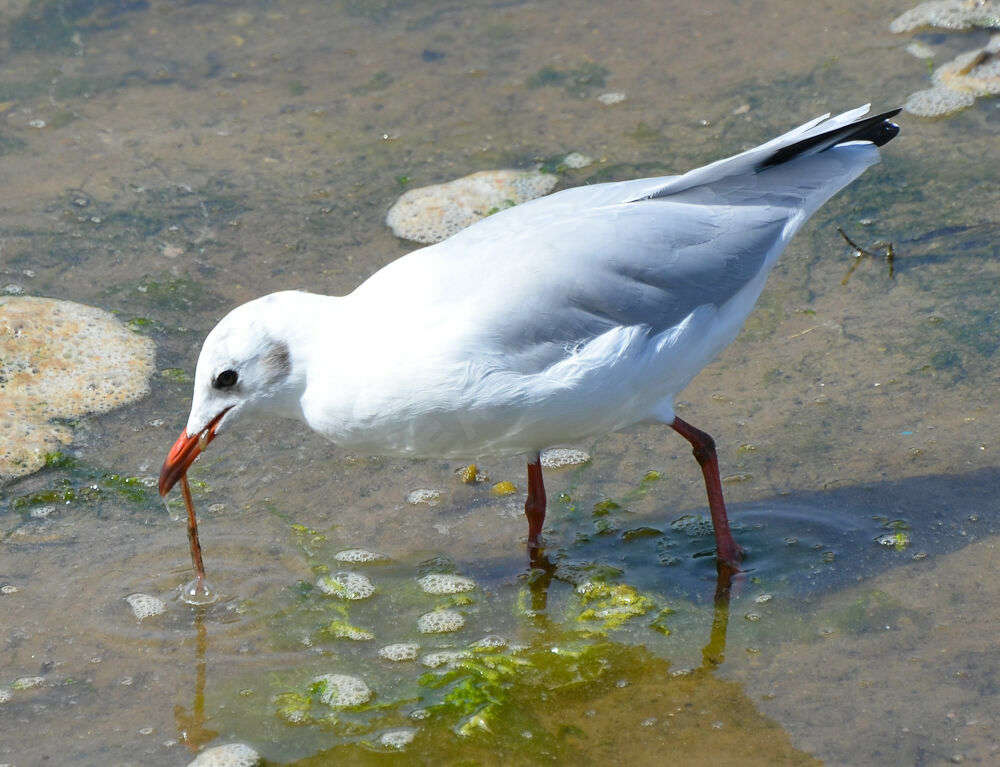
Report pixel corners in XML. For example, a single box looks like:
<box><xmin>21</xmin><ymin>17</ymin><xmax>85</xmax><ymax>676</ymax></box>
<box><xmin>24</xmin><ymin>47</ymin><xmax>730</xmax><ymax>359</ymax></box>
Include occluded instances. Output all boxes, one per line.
<box><xmin>838</xmin><ymin>227</ymin><xmax>896</xmax><ymax>285</ymax></box>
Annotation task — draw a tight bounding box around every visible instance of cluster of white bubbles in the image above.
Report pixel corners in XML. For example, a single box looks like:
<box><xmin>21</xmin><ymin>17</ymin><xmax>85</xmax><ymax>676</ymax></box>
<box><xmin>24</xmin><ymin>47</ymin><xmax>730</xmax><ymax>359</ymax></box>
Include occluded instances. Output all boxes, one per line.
<box><xmin>377</xmin><ymin>643</ymin><xmax>420</xmax><ymax>662</ymax></box>
<box><xmin>377</xmin><ymin>728</ymin><xmax>417</xmax><ymax>749</ymax></box>
<box><xmin>312</xmin><ymin>673</ymin><xmax>373</xmax><ymax>708</ymax></box>
<box><xmin>406</xmin><ymin>488</ymin><xmax>442</xmax><ymax>506</ymax></box>
<box><xmin>891</xmin><ymin>0</ymin><xmax>1000</xmax><ymax>115</ymax></box>
<box><xmin>125</xmin><ymin>593</ymin><xmax>166</xmax><ymax>620</ymax></box>
<box><xmin>890</xmin><ymin>0</ymin><xmax>1000</xmax><ymax>33</ymax></box>
<box><xmin>540</xmin><ymin>447</ymin><xmax>591</xmax><ymax>468</ymax></box>
<box><xmin>334</xmin><ymin>548</ymin><xmax>389</xmax><ymax>564</ymax></box>
<box><xmin>328</xmin><ymin>624</ymin><xmax>375</xmax><ymax>641</ymax></box>
<box><xmin>469</xmin><ymin>635</ymin><xmax>507</xmax><ymax>650</ymax></box>
<box><xmin>416</xmin><ymin>609</ymin><xmax>466</xmax><ymax>634</ymax></box>
<box><xmin>0</xmin><ymin>296</ymin><xmax>155</xmax><ymax>483</ymax></box>
<box><xmin>417</xmin><ymin>573</ymin><xmax>477</xmax><ymax>594</ymax></box>
<box><xmin>421</xmin><ymin>649</ymin><xmax>472</xmax><ymax>669</ymax></box>
<box><xmin>316</xmin><ymin>572</ymin><xmax>376</xmax><ymax>600</ymax></box>
<box><xmin>187</xmin><ymin>743</ymin><xmax>261</xmax><ymax>767</ymax></box>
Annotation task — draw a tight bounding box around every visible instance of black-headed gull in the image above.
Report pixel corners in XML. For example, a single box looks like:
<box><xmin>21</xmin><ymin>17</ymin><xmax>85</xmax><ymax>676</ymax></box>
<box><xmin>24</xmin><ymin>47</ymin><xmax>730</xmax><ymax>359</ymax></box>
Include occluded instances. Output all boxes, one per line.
<box><xmin>160</xmin><ymin>105</ymin><xmax>900</xmax><ymax>570</ymax></box>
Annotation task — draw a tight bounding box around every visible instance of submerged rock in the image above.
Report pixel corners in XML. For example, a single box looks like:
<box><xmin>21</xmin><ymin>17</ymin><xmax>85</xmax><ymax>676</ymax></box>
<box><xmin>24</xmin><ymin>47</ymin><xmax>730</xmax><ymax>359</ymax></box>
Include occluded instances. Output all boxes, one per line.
<box><xmin>386</xmin><ymin>169</ymin><xmax>557</xmax><ymax>244</ymax></box>
<box><xmin>0</xmin><ymin>296</ymin><xmax>156</xmax><ymax>483</ymax></box>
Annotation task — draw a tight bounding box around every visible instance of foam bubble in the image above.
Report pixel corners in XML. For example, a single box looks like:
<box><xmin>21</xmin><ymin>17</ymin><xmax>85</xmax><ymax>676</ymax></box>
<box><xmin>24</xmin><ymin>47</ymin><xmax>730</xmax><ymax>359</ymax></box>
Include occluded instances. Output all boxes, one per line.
<box><xmin>406</xmin><ymin>488</ymin><xmax>442</xmax><ymax>506</ymax></box>
<box><xmin>327</xmin><ymin>623</ymin><xmax>375</xmax><ymax>641</ymax></box>
<box><xmin>0</xmin><ymin>297</ymin><xmax>156</xmax><ymax>483</ymax></box>
<box><xmin>417</xmin><ymin>609</ymin><xmax>466</xmax><ymax>634</ymax></box>
<box><xmin>312</xmin><ymin>673</ymin><xmax>373</xmax><ymax>708</ymax></box>
<box><xmin>386</xmin><ymin>169</ymin><xmax>558</xmax><ymax>244</ymax></box>
<box><xmin>125</xmin><ymin>593</ymin><xmax>166</xmax><ymax>620</ymax></box>
<box><xmin>334</xmin><ymin>548</ymin><xmax>389</xmax><ymax>564</ymax></box>
<box><xmin>421</xmin><ymin>649</ymin><xmax>471</xmax><ymax>668</ymax></box>
<box><xmin>417</xmin><ymin>574</ymin><xmax>476</xmax><ymax>594</ymax></box>
<box><xmin>935</xmin><ymin>38</ymin><xmax>1000</xmax><ymax>93</ymax></box>
<box><xmin>893</xmin><ymin>5</ymin><xmax>1000</xmax><ymax>115</ymax></box>
<box><xmin>378</xmin><ymin>643</ymin><xmax>420</xmax><ymax>662</ymax></box>
<box><xmin>378</xmin><ymin>728</ymin><xmax>417</xmax><ymax>749</ymax></box>
<box><xmin>470</xmin><ymin>635</ymin><xmax>507</xmax><ymax>650</ymax></box>
<box><xmin>317</xmin><ymin>572</ymin><xmax>375</xmax><ymax>600</ymax></box>
<box><xmin>0</xmin><ymin>688</ymin><xmax>11</xmax><ymax>704</ymax></box>
<box><xmin>905</xmin><ymin>41</ymin><xmax>936</xmax><ymax>59</ymax></box>
<box><xmin>12</xmin><ymin>676</ymin><xmax>44</xmax><ymax>690</ymax></box>
<box><xmin>890</xmin><ymin>0</ymin><xmax>1000</xmax><ymax>33</ymax></box>
<box><xmin>904</xmin><ymin>38</ymin><xmax>1000</xmax><ymax>116</ymax></box>
<box><xmin>540</xmin><ymin>448</ymin><xmax>591</xmax><ymax>468</ymax></box>
<box><xmin>597</xmin><ymin>91</ymin><xmax>627</xmax><ymax>105</ymax></box>
<box><xmin>671</xmin><ymin>514</ymin><xmax>714</xmax><ymax>538</ymax></box>
<box><xmin>905</xmin><ymin>83</ymin><xmax>977</xmax><ymax>116</ymax></box>
<box><xmin>0</xmin><ymin>296</ymin><xmax>155</xmax><ymax>484</ymax></box>
<box><xmin>187</xmin><ymin>743</ymin><xmax>261</xmax><ymax>767</ymax></box>
<box><xmin>562</xmin><ymin>152</ymin><xmax>593</xmax><ymax>169</ymax></box>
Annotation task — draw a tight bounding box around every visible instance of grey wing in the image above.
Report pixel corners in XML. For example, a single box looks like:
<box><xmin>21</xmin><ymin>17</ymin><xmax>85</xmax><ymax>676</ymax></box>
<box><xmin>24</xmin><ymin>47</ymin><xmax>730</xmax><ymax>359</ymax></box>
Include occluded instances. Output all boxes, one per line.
<box><xmin>454</xmin><ymin>189</ymin><xmax>789</xmax><ymax>373</ymax></box>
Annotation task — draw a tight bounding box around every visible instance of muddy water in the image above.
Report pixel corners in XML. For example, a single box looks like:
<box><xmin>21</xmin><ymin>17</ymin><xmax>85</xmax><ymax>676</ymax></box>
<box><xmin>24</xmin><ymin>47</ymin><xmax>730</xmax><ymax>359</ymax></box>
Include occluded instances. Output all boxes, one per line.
<box><xmin>1</xmin><ymin>0</ymin><xmax>998</xmax><ymax>765</ymax></box>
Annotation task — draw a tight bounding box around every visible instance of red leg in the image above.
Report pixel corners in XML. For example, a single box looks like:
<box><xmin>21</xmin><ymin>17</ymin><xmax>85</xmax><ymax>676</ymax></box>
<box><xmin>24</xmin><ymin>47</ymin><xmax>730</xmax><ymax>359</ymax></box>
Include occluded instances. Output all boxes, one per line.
<box><xmin>670</xmin><ymin>416</ymin><xmax>744</xmax><ymax>567</ymax></box>
<box><xmin>525</xmin><ymin>452</ymin><xmax>546</xmax><ymax>551</ymax></box>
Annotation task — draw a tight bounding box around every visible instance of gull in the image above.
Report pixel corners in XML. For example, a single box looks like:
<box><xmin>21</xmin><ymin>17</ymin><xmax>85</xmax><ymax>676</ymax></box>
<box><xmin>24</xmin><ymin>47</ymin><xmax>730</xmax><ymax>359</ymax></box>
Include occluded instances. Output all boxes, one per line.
<box><xmin>160</xmin><ymin>105</ymin><xmax>900</xmax><ymax>569</ymax></box>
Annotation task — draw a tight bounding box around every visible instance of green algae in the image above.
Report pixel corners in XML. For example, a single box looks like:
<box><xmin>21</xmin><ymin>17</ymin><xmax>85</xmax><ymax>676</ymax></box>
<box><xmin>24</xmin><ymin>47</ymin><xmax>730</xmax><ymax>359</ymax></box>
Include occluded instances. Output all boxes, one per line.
<box><xmin>160</xmin><ymin>367</ymin><xmax>191</xmax><ymax>384</ymax></box>
<box><xmin>7</xmin><ymin>452</ymin><xmax>161</xmax><ymax>512</ymax></box>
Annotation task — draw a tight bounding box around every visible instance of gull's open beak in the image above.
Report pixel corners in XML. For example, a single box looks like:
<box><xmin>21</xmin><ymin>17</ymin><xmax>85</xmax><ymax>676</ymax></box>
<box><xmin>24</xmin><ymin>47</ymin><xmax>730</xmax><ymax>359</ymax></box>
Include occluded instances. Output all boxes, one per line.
<box><xmin>158</xmin><ymin>408</ymin><xmax>232</xmax><ymax>496</ymax></box>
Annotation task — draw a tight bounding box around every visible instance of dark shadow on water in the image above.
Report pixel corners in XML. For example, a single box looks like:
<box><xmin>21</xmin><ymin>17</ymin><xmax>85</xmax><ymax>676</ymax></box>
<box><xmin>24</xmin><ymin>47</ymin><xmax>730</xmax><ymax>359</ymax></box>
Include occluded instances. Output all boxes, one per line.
<box><xmin>538</xmin><ymin>466</ymin><xmax>1000</xmax><ymax>607</ymax></box>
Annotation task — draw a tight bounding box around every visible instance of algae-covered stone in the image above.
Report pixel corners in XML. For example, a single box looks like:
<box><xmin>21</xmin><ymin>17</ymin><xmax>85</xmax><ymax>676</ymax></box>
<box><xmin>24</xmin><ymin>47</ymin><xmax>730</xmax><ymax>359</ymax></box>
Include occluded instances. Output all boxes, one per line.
<box><xmin>0</xmin><ymin>296</ymin><xmax>156</xmax><ymax>484</ymax></box>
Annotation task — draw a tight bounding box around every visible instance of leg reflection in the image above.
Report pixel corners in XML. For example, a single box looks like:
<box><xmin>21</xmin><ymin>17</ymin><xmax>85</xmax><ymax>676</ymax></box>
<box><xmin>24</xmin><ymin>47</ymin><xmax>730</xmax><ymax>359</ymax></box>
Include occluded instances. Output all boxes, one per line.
<box><xmin>174</xmin><ymin>608</ymin><xmax>219</xmax><ymax>751</ymax></box>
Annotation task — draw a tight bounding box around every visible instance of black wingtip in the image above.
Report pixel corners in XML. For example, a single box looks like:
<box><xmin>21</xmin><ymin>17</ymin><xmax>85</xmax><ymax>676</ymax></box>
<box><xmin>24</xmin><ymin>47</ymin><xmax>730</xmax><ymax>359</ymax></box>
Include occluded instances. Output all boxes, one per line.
<box><xmin>759</xmin><ymin>108</ymin><xmax>902</xmax><ymax>169</ymax></box>
<box><xmin>856</xmin><ymin>108</ymin><xmax>902</xmax><ymax>147</ymax></box>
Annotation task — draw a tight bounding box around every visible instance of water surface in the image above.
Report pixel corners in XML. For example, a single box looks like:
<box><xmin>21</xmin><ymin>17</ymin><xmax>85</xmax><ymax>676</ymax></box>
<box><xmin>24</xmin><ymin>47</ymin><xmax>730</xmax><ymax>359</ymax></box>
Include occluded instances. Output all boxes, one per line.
<box><xmin>1</xmin><ymin>0</ymin><xmax>998</xmax><ymax>764</ymax></box>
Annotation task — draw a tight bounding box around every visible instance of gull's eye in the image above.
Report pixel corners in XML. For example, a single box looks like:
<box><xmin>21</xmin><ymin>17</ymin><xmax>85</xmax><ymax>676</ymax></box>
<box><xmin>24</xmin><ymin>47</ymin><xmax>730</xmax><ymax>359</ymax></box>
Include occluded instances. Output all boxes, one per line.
<box><xmin>212</xmin><ymin>369</ymin><xmax>239</xmax><ymax>390</ymax></box>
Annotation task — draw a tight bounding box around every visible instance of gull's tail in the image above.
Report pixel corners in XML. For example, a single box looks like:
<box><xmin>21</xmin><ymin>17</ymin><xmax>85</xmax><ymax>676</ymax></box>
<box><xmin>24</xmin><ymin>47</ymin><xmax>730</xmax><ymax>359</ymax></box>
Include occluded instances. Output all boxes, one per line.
<box><xmin>633</xmin><ymin>105</ymin><xmax>902</xmax><ymax>202</ymax></box>
<box><xmin>758</xmin><ymin>108</ymin><xmax>900</xmax><ymax>168</ymax></box>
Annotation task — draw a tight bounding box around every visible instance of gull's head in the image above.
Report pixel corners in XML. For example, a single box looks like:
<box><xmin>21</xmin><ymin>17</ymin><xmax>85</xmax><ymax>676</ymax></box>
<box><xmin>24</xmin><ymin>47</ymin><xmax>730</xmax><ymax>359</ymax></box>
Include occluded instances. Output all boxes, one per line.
<box><xmin>158</xmin><ymin>294</ymin><xmax>304</xmax><ymax>496</ymax></box>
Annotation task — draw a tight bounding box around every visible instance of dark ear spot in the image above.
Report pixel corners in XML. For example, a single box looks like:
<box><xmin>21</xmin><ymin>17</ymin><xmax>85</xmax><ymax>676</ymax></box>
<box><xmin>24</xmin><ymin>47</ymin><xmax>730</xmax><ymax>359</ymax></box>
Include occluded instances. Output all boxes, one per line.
<box><xmin>213</xmin><ymin>369</ymin><xmax>239</xmax><ymax>389</ymax></box>
<box><xmin>262</xmin><ymin>342</ymin><xmax>291</xmax><ymax>381</ymax></box>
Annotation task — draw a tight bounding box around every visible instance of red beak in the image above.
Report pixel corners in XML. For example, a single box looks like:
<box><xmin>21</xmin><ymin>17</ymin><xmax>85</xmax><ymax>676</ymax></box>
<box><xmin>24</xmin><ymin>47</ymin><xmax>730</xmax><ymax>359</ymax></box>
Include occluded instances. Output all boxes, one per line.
<box><xmin>158</xmin><ymin>408</ymin><xmax>231</xmax><ymax>496</ymax></box>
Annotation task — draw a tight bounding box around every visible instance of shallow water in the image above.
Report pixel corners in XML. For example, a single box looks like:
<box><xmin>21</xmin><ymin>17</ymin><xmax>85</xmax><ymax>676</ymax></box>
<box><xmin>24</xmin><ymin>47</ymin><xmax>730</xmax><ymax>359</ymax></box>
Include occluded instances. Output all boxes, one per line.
<box><xmin>1</xmin><ymin>0</ymin><xmax>999</xmax><ymax>765</ymax></box>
